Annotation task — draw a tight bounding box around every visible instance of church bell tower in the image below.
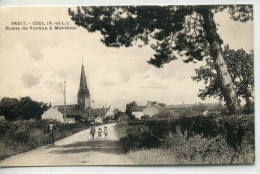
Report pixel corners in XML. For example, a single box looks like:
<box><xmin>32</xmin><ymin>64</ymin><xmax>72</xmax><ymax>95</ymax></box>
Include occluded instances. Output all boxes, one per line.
<box><xmin>77</xmin><ymin>64</ymin><xmax>91</xmax><ymax>110</ymax></box>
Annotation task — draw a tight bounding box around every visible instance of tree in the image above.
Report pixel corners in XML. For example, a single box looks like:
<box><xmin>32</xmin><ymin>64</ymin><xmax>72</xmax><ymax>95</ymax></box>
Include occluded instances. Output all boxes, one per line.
<box><xmin>192</xmin><ymin>46</ymin><xmax>254</xmax><ymax>114</ymax></box>
<box><xmin>0</xmin><ymin>96</ymin><xmax>50</xmax><ymax>121</ymax></box>
<box><xmin>0</xmin><ymin>97</ymin><xmax>20</xmax><ymax>121</ymax></box>
<box><xmin>69</xmin><ymin>5</ymin><xmax>253</xmax><ymax>114</ymax></box>
<box><xmin>125</xmin><ymin>101</ymin><xmax>138</xmax><ymax>119</ymax></box>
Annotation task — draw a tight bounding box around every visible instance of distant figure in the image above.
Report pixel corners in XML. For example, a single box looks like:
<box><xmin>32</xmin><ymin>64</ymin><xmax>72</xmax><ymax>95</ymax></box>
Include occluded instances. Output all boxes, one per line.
<box><xmin>98</xmin><ymin>127</ymin><xmax>102</xmax><ymax>137</ymax></box>
<box><xmin>90</xmin><ymin>122</ymin><xmax>96</xmax><ymax>139</ymax></box>
<box><xmin>47</xmin><ymin>120</ymin><xmax>55</xmax><ymax>145</ymax></box>
<box><xmin>104</xmin><ymin>126</ymin><xmax>108</xmax><ymax>138</ymax></box>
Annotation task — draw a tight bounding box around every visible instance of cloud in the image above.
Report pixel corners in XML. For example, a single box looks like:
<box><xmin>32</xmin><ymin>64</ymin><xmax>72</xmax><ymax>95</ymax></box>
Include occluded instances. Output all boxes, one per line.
<box><xmin>26</xmin><ymin>47</ymin><xmax>44</xmax><ymax>61</ymax></box>
<box><xmin>101</xmin><ymin>81</ymin><xmax>116</xmax><ymax>87</ymax></box>
<box><xmin>21</xmin><ymin>74</ymin><xmax>41</xmax><ymax>88</ymax></box>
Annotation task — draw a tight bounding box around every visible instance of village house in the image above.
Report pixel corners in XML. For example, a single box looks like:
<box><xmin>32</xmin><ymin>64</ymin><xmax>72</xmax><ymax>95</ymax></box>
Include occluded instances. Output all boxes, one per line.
<box><xmin>42</xmin><ymin>104</ymin><xmax>84</xmax><ymax>123</ymax></box>
<box><xmin>104</xmin><ymin>106</ymin><xmax>116</xmax><ymax>119</ymax></box>
<box><xmin>116</xmin><ymin>112</ymin><xmax>130</xmax><ymax>122</ymax></box>
<box><xmin>131</xmin><ymin>101</ymin><xmax>223</xmax><ymax>119</ymax></box>
<box><xmin>42</xmin><ymin>107</ymin><xmax>65</xmax><ymax>123</ymax></box>
<box><xmin>95</xmin><ymin>116</ymin><xmax>103</xmax><ymax>124</ymax></box>
<box><xmin>131</xmin><ymin>101</ymin><xmax>163</xmax><ymax>119</ymax></box>
<box><xmin>143</xmin><ymin>101</ymin><xmax>164</xmax><ymax>117</ymax></box>
<box><xmin>131</xmin><ymin>105</ymin><xmax>146</xmax><ymax>119</ymax></box>
<box><xmin>82</xmin><ymin>106</ymin><xmax>111</xmax><ymax>122</ymax></box>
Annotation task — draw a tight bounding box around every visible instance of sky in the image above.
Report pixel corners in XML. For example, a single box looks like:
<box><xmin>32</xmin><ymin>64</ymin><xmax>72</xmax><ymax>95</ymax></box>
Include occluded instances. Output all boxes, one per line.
<box><xmin>0</xmin><ymin>7</ymin><xmax>253</xmax><ymax>111</ymax></box>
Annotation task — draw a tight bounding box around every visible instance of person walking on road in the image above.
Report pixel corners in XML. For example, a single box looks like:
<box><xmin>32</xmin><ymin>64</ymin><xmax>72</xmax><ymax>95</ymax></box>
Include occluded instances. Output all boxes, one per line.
<box><xmin>104</xmin><ymin>126</ymin><xmax>108</xmax><ymax>139</ymax></box>
<box><xmin>47</xmin><ymin>120</ymin><xmax>56</xmax><ymax>145</ymax></box>
<box><xmin>90</xmin><ymin>122</ymin><xmax>96</xmax><ymax>139</ymax></box>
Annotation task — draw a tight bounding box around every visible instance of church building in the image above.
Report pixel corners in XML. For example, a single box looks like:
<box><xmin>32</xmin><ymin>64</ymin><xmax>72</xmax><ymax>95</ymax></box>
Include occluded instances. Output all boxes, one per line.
<box><xmin>42</xmin><ymin>64</ymin><xmax>114</xmax><ymax>123</ymax></box>
<box><xmin>77</xmin><ymin>65</ymin><xmax>91</xmax><ymax>110</ymax></box>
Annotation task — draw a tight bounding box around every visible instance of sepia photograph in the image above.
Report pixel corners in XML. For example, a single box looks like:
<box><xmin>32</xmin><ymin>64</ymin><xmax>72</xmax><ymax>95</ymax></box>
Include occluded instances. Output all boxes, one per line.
<box><xmin>0</xmin><ymin>5</ymin><xmax>255</xmax><ymax>166</ymax></box>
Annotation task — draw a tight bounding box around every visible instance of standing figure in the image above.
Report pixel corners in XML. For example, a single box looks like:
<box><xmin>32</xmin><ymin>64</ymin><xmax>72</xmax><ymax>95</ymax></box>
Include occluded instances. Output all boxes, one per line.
<box><xmin>90</xmin><ymin>122</ymin><xmax>96</xmax><ymax>139</ymax></box>
<box><xmin>47</xmin><ymin>120</ymin><xmax>55</xmax><ymax>145</ymax></box>
<box><xmin>98</xmin><ymin>127</ymin><xmax>102</xmax><ymax>137</ymax></box>
<box><xmin>104</xmin><ymin>126</ymin><xmax>108</xmax><ymax>138</ymax></box>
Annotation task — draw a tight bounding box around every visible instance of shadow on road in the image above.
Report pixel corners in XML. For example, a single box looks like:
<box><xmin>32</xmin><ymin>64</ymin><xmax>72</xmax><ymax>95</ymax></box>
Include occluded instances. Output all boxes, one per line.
<box><xmin>49</xmin><ymin>140</ymin><xmax>125</xmax><ymax>155</ymax></box>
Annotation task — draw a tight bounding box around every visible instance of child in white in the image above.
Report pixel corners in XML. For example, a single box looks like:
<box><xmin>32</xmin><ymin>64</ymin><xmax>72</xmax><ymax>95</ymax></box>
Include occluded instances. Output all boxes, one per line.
<box><xmin>104</xmin><ymin>126</ymin><xmax>108</xmax><ymax>138</ymax></box>
<box><xmin>98</xmin><ymin>127</ymin><xmax>102</xmax><ymax>137</ymax></box>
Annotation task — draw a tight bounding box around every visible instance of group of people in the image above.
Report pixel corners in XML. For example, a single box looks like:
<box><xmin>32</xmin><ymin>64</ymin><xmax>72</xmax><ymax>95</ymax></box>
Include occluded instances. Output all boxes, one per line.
<box><xmin>46</xmin><ymin>120</ymin><xmax>109</xmax><ymax>145</ymax></box>
<box><xmin>90</xmin><ymin>122</ymin><xmax>108</xmax><ymax>139</ymax></box>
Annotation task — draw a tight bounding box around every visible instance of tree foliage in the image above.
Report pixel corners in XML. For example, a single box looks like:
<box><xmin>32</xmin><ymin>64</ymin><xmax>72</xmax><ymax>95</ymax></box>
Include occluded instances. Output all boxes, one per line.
<box><xmin>192</xmin><ymin>46</ymin><xmax>254</xmax><ymax>113</ymax></box>
<box><xmin>69</xmin><ymin>5</ymin><xmax>252</xmax><ymax>66</ymax></box>
<box><xmin>69</xmin><ymin>5</ymin><xmax>253</xmax><ymax>114</ymax></box>
<box><xmin>125</xmin><ymin>101</ymin><xmax>138</xmax><ymax>119</ymax></box>
<box><xmin>0</xmin><ymin>98</ymin><xmax>19</xmax><ymax>121</ymax></box>
<box><xmin>0</xmin><ymin>97</ymin><xmax>51</xmax><ymax>121</ymax></box>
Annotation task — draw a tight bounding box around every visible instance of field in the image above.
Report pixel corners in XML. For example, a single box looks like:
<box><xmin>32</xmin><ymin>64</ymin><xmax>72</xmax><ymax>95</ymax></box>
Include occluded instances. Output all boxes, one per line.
<box><xmin>0</xmin><ymin>119</ymin><xmax>89</xmax><ymax>160</ymax></box>
<box><xmin>115</xmin><ymin>113</ymin><xmax>255</xmax><ymax>165</ymax></box>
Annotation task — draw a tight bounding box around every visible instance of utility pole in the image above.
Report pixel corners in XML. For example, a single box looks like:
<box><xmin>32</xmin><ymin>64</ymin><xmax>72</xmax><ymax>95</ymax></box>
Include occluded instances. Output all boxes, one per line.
<box><xmin>64</xmin><ymin>81</ymin><xmax>67</xmax><ymax>123</ymax></box>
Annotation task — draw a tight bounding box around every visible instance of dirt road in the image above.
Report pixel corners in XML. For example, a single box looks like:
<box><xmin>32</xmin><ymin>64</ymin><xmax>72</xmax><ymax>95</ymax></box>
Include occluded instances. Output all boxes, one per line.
<box><xmin>0</xmin><ymin>123</ymin><xmax>133</xmax><ymax>166</ymax></box>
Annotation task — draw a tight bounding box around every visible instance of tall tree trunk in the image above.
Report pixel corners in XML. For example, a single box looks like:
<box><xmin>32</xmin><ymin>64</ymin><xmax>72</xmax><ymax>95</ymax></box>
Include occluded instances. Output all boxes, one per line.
<box><xmin>199</xmin><ymin>8</ymin><xmax>241</xmax><ymax>114</ymax></box>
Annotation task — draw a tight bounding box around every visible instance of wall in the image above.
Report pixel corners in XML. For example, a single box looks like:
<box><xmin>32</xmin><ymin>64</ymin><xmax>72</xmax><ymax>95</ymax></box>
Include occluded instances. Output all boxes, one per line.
<box><xmin>132</xmin><ymin>111</ymin><xmax>144</xmax><ymax>119</ymax></box>
<box><xmin>64</xmin><ymin>117</ymin><xmax>75</xmax><ymax>123</ymax></box>
<box><xmin>42</xmin><ymin>107</ymin><xmax>65</xmax><ymax>123</ymax></box>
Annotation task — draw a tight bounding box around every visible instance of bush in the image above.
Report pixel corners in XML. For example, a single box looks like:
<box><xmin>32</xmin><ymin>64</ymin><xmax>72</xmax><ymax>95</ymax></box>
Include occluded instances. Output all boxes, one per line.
<box><xmin>126</xmin><ymin>113</ymin><xmax>254</xmax><ymax>150</ymax></box>
<box><xmin>118</xmin><ymin>113</ymin><xmax>254</xmax><ymax>163</ymax></box>
<box><xmin>140</xmin><ymin>115</ymin><xmax>150</xmax><ymax>120</ymax></box>
<box><xmin>127</xmin><ymin>126</ymin><xmax>254</xmax><ymax>164</ymax></box>
<box><xmin>120</xmin><ymin>126</ymin><xmax>160</xmax><ymax>152</ymax></box>
<box><xmin>0</xmin><ymin>119</ymin><xmax>90</xmax><ymax>160</ymax></box>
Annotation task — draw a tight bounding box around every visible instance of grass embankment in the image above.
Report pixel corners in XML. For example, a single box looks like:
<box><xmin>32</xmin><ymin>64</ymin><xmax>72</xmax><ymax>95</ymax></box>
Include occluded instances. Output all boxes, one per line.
<box><xmin>115</xmin><ymin>114</ymin><xmax>255</xmax><ymax>165</ymax></box>
<box><xmin>0</xmin><ymin>119</ymin><xmax>89</xmax><ymax>161</ymax></box>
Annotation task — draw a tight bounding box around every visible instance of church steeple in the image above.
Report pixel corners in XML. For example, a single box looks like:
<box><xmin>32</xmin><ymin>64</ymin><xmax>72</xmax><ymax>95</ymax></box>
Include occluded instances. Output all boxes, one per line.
<box><xmin>79</xmin><ymin>65</ymin><xmax>89</xmax><ymax>95</ymax></box>
<box><xmin>77</xmin><ymin>64</ymin><xmax>91</xmax><ymax>110</ymax></box>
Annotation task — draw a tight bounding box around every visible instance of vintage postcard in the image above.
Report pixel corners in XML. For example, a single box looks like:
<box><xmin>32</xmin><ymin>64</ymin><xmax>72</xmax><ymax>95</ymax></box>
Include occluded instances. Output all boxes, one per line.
<box><xmin>0</xmin><ymin>5</ymin><xmax>254</xmax><ymax>166</ymax></box>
